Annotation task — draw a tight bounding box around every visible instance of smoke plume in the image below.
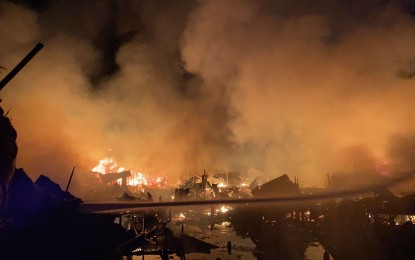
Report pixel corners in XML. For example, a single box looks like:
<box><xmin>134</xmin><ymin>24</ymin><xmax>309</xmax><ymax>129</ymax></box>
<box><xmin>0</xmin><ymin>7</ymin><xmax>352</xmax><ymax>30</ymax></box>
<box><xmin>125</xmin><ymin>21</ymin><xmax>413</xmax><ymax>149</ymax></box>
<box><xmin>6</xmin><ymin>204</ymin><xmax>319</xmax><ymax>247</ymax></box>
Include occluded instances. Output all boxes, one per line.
<box><xmin>1</xmin><ymin>0</ymin><xmax>415</xmax><ymax>190</ymax></box>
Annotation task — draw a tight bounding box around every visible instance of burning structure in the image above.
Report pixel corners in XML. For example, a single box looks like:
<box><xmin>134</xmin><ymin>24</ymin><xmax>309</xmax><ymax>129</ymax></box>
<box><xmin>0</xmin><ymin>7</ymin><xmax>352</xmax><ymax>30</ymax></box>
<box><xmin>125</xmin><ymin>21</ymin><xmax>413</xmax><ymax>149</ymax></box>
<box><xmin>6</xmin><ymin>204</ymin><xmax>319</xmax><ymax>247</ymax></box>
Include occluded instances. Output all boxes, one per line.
<box><xmin>175</xmin><ymin>170</ymin><xmax>252</xmax><ymax>200</ymax></box>
<box><xmin>4</xmin><ymin>1</ymin><xmax>415</xmax><ymax>259</ymax></box>
<box><xmin>86</xmin><ymin>156</ymin><xmax>175</xmax><ymax>201</ymax></box>
<box><xmin>251</xmin><ymin>174</ymin><xmax>301</xmax><ymax>198</ymax></box>
<box><xmin>177</xmin><ymin>171</ymin><xmax>216</xmax><ymax>200</ymax></box>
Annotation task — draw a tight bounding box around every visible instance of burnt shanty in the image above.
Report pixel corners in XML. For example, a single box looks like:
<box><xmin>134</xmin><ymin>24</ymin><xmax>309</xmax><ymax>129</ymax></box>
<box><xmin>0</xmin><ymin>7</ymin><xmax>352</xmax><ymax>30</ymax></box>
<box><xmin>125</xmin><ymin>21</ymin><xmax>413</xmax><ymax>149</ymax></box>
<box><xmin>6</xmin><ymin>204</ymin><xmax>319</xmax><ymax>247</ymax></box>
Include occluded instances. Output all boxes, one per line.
<box><xmin>3</xmin><ymin>0</ymin><xmax>415</xmax><ymax>259</ymax></box>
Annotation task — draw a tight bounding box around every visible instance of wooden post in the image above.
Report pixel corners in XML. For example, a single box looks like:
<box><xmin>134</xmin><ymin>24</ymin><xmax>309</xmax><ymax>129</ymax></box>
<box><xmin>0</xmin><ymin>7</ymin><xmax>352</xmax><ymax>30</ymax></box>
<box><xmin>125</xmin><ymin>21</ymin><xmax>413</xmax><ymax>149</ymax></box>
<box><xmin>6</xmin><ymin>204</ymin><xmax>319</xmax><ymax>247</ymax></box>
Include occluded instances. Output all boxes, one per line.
<box><xmin>0</xmin><ymin>43</ymin><xmax>44</xmax><ymax>91</ymax></box>
<box><xmin>227</xmin><ymin>240</ymin><xmax>232</xmax><ymax>255</ymax></box>
<box><xmin>65</xmin><ymin>167</ymin><xmax>75</xmax><ymax>192</ymax></box>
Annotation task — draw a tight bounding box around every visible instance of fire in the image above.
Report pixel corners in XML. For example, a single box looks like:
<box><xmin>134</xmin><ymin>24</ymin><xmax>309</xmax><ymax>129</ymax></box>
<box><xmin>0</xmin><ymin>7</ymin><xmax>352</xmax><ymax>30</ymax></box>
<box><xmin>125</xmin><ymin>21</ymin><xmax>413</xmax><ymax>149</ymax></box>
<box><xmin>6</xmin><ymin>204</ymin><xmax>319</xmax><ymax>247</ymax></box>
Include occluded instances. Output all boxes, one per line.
<box><xmin>217</xmin><ymin>182</ymin><xmax>227</xmax><ymax>188</ymax></box>
<box><xmin>91</xmin><ymin>156</ymin><xmax>172</xmax><ymax>189</ymax></box>
<box><xmin>217</xmin><ymin>205</ymin><xmax>231</xmax><ymax>213</ymax></box>
<box><xmin>128</xmin><ymin>172</ymin><xmax>147</xmax><ymax>186</ymax></box>
<box><xmin>92</xmin><ymin>157</ymin><xmax>124</xmax><ymax>174</ymax></box>
<box><xmin>220</xmin><ymin>205</ymin><xmax>230</xmax><ymax>213</ymax></box>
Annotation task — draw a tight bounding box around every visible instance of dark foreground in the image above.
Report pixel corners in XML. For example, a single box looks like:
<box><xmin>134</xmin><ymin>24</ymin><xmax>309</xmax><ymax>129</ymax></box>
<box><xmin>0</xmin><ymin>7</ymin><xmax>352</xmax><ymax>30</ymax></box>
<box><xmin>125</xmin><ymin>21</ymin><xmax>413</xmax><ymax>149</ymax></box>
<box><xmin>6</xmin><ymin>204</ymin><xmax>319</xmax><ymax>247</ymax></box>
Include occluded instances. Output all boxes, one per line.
<box><xmin>1</xmin><ymin>170</ymin><xmax>415</xmax><ymax>259</ymax></box>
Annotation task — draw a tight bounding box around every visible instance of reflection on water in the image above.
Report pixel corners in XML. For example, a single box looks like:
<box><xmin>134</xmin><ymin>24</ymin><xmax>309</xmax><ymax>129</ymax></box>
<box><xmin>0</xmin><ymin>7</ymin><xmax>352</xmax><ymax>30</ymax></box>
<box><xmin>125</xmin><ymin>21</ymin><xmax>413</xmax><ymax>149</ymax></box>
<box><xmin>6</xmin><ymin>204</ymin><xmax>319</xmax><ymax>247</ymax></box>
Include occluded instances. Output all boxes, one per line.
<box><xmin>131</xmin><ymin>217</ymin><xmax>256</xmax><ymax>259</ymax></box>
<box><xmin>131</xmin><ymin>205</ymin><xmax>333</xmax><ymax>260</ymax></box>
<box><xmin>128</xmin><ymin>200</ymin><xmax>415</xmax><ymax>260</ymax></box>
<box><xmin>130</xmin><ymin>220</ymin><xmax>331</xmax><ymax>260</ymax></box>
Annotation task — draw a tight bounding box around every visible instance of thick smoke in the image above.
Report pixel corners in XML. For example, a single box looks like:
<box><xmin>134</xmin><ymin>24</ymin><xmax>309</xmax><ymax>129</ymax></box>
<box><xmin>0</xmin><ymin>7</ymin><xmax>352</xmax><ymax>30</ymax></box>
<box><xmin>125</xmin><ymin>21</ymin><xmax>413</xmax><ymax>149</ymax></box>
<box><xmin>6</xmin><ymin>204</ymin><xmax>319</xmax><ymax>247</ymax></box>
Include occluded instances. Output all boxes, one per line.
<box><xmin>1</xmin><ymin>0</ymin><xmax>415</xmax><ymax>190</ymax></box>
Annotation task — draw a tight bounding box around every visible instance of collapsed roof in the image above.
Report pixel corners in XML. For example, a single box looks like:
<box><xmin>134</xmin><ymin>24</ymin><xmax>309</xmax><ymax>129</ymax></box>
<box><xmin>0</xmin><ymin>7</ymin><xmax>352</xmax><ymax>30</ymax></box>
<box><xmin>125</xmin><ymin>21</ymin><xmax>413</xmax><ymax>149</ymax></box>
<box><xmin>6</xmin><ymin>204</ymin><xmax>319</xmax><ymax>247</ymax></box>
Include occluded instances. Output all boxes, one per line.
<box><xmin>251</xmin><ymin>174</ymin><xmax>301</xmax><ymax>197</ymax></box>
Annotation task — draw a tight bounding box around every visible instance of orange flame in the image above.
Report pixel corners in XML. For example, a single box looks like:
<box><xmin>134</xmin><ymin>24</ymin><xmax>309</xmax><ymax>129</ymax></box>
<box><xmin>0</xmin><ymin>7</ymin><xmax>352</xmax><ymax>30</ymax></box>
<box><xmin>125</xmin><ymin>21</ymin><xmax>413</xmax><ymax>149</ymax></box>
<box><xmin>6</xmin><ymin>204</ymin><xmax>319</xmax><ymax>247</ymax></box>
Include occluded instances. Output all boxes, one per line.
<box><xmin>91</xmin><ymin>157</ymin><xmax>125</xmax><ymax>174</ymax></box>
<box><xmin>91</xmin><ymin>156</ymin><xmax>172</xmax><ymax>188</ymax></box>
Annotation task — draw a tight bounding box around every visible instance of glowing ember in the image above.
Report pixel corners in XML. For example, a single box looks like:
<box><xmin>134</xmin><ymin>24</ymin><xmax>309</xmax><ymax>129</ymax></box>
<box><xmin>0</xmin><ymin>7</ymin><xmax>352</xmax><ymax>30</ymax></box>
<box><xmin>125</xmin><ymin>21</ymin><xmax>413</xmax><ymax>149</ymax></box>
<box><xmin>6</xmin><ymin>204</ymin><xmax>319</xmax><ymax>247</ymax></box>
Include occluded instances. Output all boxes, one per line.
<box><xmin>219</xmin><ymin>205</ymin><xmax>231</xmax><ymax>213</ymax></box>
<box><xmin>217</xmin><ymin>182</ymin><xmax>227</xmax><ymax>188</ymax></box>
<box><xmin>220</xmin><ymin>206</ymin><xmax>229</xmax><ymax>213</ymax></box>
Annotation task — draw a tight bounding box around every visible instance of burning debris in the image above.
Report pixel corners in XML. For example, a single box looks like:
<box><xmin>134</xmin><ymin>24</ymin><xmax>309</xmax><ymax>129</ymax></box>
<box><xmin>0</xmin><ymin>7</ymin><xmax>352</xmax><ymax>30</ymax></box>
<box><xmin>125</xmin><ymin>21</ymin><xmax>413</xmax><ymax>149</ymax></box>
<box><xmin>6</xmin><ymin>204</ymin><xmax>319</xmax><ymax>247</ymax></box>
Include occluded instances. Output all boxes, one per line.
<box><xmin>91</xmin><ymin>156</ymin><xmax>172</xmax><ymax>189</ymax></box>
<box><xmin>87</xmin><ymin>156</ymin><xmax>176</xmax><ymax>201</ymax></box>
<box><xmin>175</xmin><ymin>170</ymin><xmax>253</xmax><ymax>201</ymax></box>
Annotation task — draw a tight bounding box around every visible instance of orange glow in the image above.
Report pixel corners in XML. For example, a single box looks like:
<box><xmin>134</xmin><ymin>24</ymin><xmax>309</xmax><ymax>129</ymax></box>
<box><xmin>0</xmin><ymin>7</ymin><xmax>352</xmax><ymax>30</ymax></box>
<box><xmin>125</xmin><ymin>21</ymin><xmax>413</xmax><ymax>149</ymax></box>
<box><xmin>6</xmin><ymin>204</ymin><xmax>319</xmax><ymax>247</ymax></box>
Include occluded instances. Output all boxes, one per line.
<box><xmin>91</xmin><ymin>156</ymin><xmax>173</xmax><ymax>188</ymax></box>
<box><xmin>91</xmin><ymin>157</ymin><xmax>125</xmax><ymax>175</ymax></box>
<box><xmin>217</xmin><ymin>182</ymin><xmax>226</xmax><ymax>188</ymax></box>
<box><xmin>128</xmin><ymin>171</ymin><xmax>148</xmax><ymax>186</ymax></box>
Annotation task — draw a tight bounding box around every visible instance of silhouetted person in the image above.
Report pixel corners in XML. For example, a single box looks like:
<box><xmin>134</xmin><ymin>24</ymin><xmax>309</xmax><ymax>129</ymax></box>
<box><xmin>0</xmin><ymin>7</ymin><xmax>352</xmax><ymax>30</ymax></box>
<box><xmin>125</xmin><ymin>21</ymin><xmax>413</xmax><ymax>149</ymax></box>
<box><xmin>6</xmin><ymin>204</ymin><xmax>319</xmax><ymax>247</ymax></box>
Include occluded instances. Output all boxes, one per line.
<box><xmin>147</xmin><ymin>192</ymin><xmax>153</xmax><ymax>201</ymax></box>
<box><xmin>227</xmin><ymin>240</ymin><xmax>232</xmax><ymax>255</ymax></box>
